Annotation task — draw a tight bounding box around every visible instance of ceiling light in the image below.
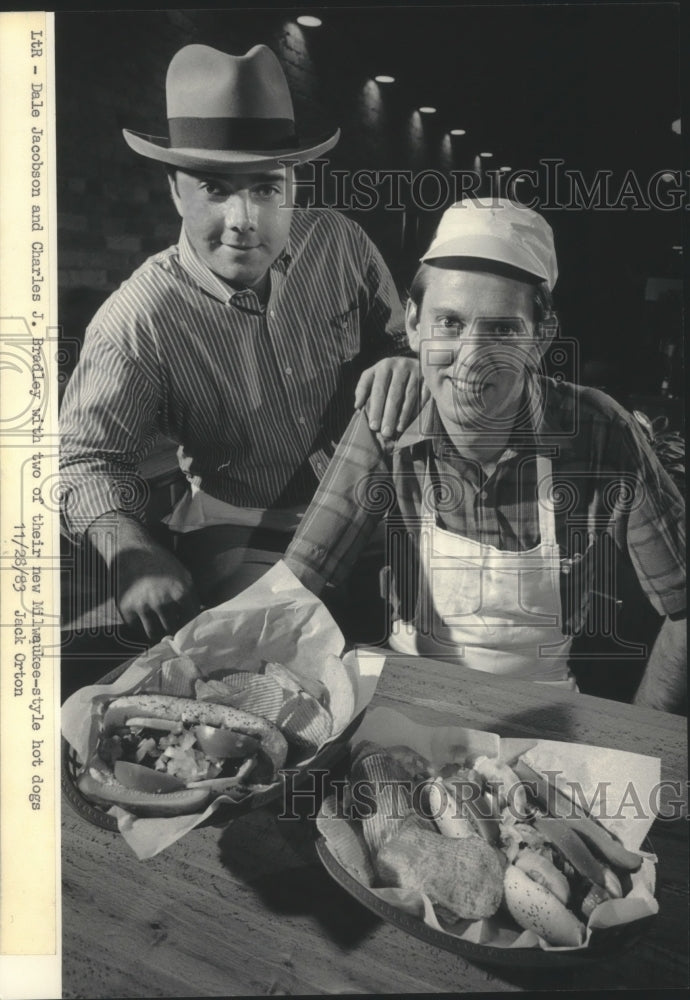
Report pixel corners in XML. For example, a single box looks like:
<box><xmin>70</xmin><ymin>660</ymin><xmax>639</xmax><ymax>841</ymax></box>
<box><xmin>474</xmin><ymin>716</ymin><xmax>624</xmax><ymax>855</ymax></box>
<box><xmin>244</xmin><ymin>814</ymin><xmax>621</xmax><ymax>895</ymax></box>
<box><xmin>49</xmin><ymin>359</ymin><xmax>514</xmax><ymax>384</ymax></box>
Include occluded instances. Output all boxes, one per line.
<box><xmin>672</xmin><ymin>245</ymin><xmax>682</xmax><ymax>251</ymax></box>
<box><xmin>374</xmin><ymin>75</ymin><xmax>395</xmax><ymax>84</ymax></box>
<box><xmin>419</xmin><ymin>106</ymin><xmax>437</xmax><ymax>114</ymax></box>
<box><xmin>479</xmin><ymin>151</ymin><xmax>493</xmax><ymax>158</ymax></box>
<box><xmin>513</xmin><ymin>176</ymin><xmax>526</xmax><ymax>183</ymax></box>
<box><xmin>671</xmin><ymin>118</ymin><xmax>681</xmax><ymax>134</ymax></box>
<box><xmin>297</xmin><ymin>15</ymin><xmax>322</xmax><ymax>27</ymax></box>
<box><xmin>660</xmin><ymin>173</ymin><xmax>675</xmax><ymax>182</ymax></box>
<box><xmin>450</xmin><ymin>128</ymin><xmax>466</xmax><ymax>136</ymax></box>
<box><xmin>499</xmin><ymin>165</ymin><xmax>511</xmax><ymax>172</ymax></box>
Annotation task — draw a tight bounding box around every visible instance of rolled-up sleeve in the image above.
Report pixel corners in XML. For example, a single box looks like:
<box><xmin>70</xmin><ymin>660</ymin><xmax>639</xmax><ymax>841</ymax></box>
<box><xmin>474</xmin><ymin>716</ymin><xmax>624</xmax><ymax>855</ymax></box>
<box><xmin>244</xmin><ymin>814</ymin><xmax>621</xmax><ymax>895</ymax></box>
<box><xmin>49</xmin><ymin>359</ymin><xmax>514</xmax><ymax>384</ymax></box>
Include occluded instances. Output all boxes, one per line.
<box><xmin>285</xmin><ymin>409</ymin><xmax>392</xmax><ymax>591</ymax></box>
<box><xmin>618</xmin><ymin>416</ymin><xmax>686</xmax><ymax>618</ymax></box>
<box><xmin>59</xmin><ymin>327</ymin><xmax>162</xmax><ymax>539</ymax></box>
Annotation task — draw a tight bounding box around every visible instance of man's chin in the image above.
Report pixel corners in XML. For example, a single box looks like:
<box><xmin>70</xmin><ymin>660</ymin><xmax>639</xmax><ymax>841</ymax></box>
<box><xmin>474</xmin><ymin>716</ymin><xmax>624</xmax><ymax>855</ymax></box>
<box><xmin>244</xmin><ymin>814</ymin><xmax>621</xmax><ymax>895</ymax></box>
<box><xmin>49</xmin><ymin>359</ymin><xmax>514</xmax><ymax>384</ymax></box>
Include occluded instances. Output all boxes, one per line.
<box><xmin>447</xmin><ymin>393</ymin><xmax>493</xmax><ymax>427</ymax></box>
<box><xmin>209</xmin><ymin>264</ymin><xmax>265</xmax><ymax>290</ymax></box>
<box><xmin>443</xmin><ymin>399</ymin><xmax>515</xmax><ymax>435</ymax></box>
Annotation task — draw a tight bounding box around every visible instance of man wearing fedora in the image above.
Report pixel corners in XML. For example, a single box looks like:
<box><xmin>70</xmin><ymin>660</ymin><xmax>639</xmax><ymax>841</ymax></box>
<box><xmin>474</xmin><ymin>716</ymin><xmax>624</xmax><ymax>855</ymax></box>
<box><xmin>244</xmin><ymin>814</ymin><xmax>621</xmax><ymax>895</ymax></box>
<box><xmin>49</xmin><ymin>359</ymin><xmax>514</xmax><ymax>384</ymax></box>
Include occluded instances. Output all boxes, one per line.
<box><xmin>60</xmin><ymin>44</ymin><xmax>421</xmax><ymax>643</ymax></box>
<box><xmin>282</xmin><ymin>199</ymin><xmax>686</xmax><ymax>711</ymax></box>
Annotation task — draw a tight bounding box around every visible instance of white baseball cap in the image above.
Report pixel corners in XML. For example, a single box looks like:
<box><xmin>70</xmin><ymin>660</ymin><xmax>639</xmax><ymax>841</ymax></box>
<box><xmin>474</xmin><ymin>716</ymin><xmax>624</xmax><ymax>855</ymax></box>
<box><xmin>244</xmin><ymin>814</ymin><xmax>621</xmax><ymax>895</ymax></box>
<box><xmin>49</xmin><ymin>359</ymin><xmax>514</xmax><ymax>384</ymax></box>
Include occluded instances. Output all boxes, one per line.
<box><xmin>421</xmin><ymin>198</ymin><xmax>558</xmax><ymax>290</ymax></box>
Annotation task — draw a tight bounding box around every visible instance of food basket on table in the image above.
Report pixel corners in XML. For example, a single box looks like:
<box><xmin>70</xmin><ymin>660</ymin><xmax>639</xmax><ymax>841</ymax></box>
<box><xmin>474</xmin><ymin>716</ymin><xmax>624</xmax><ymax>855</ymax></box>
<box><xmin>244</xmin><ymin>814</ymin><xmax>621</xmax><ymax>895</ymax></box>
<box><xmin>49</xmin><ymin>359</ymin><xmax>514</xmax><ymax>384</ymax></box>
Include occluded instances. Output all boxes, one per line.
<box><xmin>315</xmin><ymin>706</ymin><xmax>660</xmax><ymax>967</ymax></box>
<box><xmin>62</xmin><ymin>561</ymin><xmax>386</xmax><ymax>858</ymax></box>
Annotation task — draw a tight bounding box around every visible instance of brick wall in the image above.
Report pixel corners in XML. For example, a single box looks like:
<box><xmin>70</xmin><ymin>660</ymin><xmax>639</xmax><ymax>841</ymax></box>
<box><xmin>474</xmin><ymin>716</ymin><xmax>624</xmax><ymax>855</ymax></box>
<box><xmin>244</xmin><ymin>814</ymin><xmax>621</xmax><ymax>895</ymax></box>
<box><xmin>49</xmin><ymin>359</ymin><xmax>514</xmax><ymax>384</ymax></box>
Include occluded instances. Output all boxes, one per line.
<box><xmin>55</xmin><ymin>10</ymin><xmax>683</xmax><ymax>397</ymax></box>
<box><xmin>57</xmin><ymin>12</ymin><xmax>198</xmax><ymax>297</ymax></box>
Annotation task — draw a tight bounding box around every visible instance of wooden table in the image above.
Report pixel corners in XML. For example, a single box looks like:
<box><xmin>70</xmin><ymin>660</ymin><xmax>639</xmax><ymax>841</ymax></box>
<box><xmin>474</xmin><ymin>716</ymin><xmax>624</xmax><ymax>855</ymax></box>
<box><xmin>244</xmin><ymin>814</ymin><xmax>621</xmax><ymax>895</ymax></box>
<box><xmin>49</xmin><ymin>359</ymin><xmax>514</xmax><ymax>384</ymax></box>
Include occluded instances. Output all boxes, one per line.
<box><xmin>61</xmin><ymin>656</ymin><xmax>689</xmax><ymax>996</ymax></box>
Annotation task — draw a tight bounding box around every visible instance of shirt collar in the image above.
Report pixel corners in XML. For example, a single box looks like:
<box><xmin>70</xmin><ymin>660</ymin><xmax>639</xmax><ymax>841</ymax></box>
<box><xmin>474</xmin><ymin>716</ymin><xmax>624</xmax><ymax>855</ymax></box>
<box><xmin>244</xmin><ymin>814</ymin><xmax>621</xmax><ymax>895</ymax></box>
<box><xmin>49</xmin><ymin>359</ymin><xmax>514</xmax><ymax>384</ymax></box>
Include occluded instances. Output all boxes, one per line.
<box><xmin>177</xmin><ymin>226</ymin><xmax>293</xmax><ymax>305</ymax></box>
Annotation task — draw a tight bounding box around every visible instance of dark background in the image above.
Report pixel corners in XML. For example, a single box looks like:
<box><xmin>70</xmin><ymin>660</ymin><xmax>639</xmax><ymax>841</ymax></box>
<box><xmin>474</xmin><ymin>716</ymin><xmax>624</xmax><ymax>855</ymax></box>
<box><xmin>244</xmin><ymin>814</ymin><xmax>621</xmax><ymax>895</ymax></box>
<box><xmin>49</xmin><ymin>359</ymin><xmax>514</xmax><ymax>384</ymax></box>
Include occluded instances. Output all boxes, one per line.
<box><xmin>55</xmin><ymin>4</ymin><xmax>684</xmax><ymax>403</ymax></box>
<box><xmin>56</xmin><ymin>4</ymin><xmax>685</xmax><ymax>701</ymax></box>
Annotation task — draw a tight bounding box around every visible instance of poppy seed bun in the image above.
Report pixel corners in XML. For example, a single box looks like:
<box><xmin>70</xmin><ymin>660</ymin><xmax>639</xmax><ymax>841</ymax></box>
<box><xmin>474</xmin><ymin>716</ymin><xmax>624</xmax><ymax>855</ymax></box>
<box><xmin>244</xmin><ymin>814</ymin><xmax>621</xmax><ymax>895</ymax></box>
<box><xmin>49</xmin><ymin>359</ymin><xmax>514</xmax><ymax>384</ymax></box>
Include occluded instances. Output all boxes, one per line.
<box><xmin>102</xmin><ymin>694</ymin><xmax>288</xmax><ymax>777</ymax></box>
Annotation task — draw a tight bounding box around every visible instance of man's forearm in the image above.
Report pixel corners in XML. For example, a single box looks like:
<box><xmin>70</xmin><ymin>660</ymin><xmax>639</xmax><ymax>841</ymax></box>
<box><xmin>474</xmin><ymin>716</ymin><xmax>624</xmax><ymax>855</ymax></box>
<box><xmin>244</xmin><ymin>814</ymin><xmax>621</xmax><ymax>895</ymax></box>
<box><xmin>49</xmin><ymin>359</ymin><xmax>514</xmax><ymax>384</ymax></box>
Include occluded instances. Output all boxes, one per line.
<box><xmin>85</xmin><ymin>510</ymin><xmax>157</xmax><ymax>568</ymax></box>
<box><xmin>633</xmin><ymin>615</ymin><xmax>687</xmax><ymax>713</ymax></box>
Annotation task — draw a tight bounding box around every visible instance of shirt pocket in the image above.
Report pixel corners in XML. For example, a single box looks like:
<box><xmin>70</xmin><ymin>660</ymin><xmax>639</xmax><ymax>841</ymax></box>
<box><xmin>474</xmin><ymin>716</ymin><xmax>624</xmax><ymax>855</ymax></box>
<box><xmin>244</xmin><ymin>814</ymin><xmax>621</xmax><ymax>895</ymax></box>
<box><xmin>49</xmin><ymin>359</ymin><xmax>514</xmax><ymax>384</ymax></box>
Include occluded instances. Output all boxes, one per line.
<box><xmin>327</xmin><ymin>304</ymin><xmax>361</xmax><ymax>363</ymax></box>
<box><xmin>310</xmin><ymin>305</ymin><xmax>362</xmax><ymax>402</ymax></box>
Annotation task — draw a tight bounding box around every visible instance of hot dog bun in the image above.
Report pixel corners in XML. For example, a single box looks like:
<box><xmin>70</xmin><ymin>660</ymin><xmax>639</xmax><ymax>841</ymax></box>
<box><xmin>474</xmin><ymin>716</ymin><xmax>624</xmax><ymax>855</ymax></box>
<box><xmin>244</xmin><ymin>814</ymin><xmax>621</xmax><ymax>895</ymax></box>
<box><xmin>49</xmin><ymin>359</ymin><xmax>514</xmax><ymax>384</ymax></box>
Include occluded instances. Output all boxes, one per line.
<box><xmin>503</xmin><ymin>865</ymin><xmax>585</xmax><ymax>947</ymax></box>
<box><xmin>103</xmin><ymin>694</ymin><xmax>288</xmax><ymax>775</ymax></box>
<box><xmin>514</xmin><ymin>849</ymin><xmax>570</xmax><ymax>906</ymax></box>
<box><xmin>77</xmin><ymin>770</ymin><xmax>212</xmax><ymax>818</ymax></box>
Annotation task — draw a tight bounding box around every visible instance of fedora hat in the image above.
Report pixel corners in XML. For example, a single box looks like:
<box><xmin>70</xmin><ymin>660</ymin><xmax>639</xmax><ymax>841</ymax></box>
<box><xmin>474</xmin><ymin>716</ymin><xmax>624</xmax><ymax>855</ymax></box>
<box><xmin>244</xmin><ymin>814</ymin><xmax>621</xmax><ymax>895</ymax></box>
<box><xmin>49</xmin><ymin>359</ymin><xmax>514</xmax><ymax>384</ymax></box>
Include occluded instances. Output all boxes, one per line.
<box><xmin>123</xmin><ymin>43</ymin><xmax>340</xmax><ymax>172</ymax></box>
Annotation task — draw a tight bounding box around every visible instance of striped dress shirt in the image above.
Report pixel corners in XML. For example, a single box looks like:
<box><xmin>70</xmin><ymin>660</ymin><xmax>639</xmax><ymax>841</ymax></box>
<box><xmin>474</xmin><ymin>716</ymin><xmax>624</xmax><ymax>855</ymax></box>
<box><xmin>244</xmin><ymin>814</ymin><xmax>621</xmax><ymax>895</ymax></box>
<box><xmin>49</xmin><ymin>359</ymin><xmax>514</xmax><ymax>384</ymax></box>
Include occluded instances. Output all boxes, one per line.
<box><xmin>285</xmin><ymin>377</ymin><xmax>686</xmax><ymax>633</ymax></box>
<box><xmin>60</xmin><ymin>208</ymin><xmax>407</xmax><ymax>537</ymax></box>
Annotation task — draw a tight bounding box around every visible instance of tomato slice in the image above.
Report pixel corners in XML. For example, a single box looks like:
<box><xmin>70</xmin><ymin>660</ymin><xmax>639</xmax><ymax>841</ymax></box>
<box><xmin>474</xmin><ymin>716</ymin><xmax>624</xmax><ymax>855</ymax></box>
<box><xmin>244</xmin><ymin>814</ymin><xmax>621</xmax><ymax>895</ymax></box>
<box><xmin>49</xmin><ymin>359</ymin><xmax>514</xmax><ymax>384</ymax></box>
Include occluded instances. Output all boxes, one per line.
<box><xmin>194</xmin><ymin>725</ymin><xmax>261</xmax><ymax>758</ymax></box>
<box><xmin>113</xmin><ymin>760</ymin><xmax>186</xmax><ymax>793</ymax></box>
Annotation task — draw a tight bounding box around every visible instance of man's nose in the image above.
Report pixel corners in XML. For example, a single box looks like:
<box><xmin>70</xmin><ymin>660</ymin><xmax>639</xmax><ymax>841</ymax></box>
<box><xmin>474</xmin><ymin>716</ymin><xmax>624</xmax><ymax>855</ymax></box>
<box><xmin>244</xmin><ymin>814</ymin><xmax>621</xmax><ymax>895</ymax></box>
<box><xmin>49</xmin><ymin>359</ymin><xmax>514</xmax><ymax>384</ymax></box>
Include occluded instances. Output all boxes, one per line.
<box><xmin>422</xmin><ymin>340</ymin><xmax>479</xmax><ymax>369</ymax></box>
<box><xmin>224</xmin><ymin>192</ymin><xmax>255</xmax><ymax>231</ymax></box>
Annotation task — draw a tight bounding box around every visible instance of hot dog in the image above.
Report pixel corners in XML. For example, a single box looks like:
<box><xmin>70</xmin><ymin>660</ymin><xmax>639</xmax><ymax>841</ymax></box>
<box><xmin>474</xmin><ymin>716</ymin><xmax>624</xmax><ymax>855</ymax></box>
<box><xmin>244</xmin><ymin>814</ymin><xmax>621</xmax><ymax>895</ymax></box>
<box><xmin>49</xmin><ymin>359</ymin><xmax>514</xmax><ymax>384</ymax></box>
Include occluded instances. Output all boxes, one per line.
<box><xmin>503</xmin><ymin>865</ymin><xmax>585</xmax><ymax>947</ymax></box>
<box><xmin>514</xmin><ymin>848</ymin><xmax>570</xmax><ymax>906</ymax></box>
<box><xmin>80</xmin><ymin>694</ymin><xmax>289</xmax><ymax>816</ymax></box>
<box><xmin>513</xmin><ymin>759</ymin><xmax>642</xmax><ymax>872</ymax></box>
<box><xmin>101</xmin><ymin>694</ymin><xmax>288</xmax><ymax>775</ymax></box>
<box><xmin>77</xmin><ymin>771</ymin><xmax>214</xmax><ymax>817</ymax></box>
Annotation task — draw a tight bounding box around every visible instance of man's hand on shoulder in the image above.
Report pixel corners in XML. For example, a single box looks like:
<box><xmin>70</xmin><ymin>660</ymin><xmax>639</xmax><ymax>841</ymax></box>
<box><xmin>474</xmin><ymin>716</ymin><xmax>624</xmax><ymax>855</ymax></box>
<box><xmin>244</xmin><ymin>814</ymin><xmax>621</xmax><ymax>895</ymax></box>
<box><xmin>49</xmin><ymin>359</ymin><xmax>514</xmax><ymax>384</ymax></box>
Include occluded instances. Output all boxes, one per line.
<box><xmin>86</xmin><ymin>512</ymin><xmax>202</xmax><ymax>641</ymax></box>
<box><xmin>354</xmin><ymin>357</ymin><xmax>428</xmax><ymax>439</ymax></box>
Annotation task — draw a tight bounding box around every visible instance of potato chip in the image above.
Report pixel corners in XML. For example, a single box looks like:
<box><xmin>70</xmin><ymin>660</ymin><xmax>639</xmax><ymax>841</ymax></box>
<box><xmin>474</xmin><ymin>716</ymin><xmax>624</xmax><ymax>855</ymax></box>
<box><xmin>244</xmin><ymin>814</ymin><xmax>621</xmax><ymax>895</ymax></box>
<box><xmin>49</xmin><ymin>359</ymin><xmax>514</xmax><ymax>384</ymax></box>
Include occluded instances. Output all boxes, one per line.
<box><xmin>264</xmin><ymin>661</ymin><xmax>328</xmax><ymax>703</ymax></box>
<box><xmin>320</xmin><ymin>654</ymin><xmax>356</xmax><ymax>735</ymax></box>
<box><xmin>223</xmin><ymin>674</ymin><xmax>288</xmax><ymax>723</ymax></box>
<box><xmin>350</xmin><ymin>747</ymin><xmax>413</xmax><ymax>857</ymax></box>
<box><xmin>194</xmin><ymin>673</ymin><xmax>288</xmax><ymax>723</ymax></box>
<box><xmin>194</xmin><ymin>679</ymin><xmax>237</xmax><ymax>703</ymax></box>
<box><xmin>275</xmin><ymin>691</ymin><xmax>332</xmax><ymax>752</ymax></box>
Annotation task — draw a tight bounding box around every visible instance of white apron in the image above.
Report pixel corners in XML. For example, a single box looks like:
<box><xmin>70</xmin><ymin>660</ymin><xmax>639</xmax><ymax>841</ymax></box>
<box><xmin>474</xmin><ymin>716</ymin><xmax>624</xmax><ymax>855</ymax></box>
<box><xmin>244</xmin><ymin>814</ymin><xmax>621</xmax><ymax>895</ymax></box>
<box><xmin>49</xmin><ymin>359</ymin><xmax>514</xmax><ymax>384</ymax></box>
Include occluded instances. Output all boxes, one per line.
<box><xmin>389</xmin><ymin>454</ymin><xmax>576</xmax><ymax>688</ymax></box>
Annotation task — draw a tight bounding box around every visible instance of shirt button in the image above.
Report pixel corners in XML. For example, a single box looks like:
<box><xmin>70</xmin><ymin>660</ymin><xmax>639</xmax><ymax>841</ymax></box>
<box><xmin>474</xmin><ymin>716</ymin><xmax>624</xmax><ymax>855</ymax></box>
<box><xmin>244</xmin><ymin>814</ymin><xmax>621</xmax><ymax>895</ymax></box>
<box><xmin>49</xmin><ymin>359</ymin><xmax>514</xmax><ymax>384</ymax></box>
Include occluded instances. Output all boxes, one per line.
<box><xmin>285</xmin><ymin>366</ymin><xmax>293</xmax><ymax>376</ymax></box>
<box><xmin>270</xmin><ymin>310</ymin><xmax>275</xmax><ymax>318</ymax></box>
<box><xmin>479</xmin><ymin>490</ymin><xmax>488</xmax><ymax>500</ymax></box>
<box><xmin>297</xmin><ymin>416</ymin><xmax>306</xmax><ymax>425</ymax></box>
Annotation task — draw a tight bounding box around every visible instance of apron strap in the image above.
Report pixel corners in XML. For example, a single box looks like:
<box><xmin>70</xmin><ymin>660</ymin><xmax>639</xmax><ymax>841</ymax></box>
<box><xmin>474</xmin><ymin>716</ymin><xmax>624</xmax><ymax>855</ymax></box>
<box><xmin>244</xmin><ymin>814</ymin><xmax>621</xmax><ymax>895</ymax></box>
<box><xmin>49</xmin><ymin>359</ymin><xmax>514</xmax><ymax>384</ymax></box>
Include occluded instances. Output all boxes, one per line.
<box><xmin>535</xmin><ymin>454</ymin><xmax>558</xmax><ymax>548</ymax></box>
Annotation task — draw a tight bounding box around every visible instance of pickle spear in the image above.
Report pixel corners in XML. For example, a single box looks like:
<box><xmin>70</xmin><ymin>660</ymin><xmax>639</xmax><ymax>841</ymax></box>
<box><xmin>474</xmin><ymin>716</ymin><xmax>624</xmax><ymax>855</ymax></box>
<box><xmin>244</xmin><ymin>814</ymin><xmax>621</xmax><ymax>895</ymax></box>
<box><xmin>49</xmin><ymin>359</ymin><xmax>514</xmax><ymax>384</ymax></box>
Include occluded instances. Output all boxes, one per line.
<box><xmin>514</xmin><ymin>759</ymin><xmax>642</xmax><ymax>872</ymax></box>
<box><xmin>533</xmin><ymin>816</ymin><xmax>623</xmax><ymax>897</ymax></box>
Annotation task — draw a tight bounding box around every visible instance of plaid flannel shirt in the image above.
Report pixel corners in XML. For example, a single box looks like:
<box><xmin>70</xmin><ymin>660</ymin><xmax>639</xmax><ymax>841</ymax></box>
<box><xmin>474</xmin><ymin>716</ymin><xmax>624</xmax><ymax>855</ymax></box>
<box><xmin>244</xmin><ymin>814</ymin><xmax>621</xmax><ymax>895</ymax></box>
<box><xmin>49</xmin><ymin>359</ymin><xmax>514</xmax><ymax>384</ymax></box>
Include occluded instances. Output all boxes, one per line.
<box><xmin>285</xmin><ymin>377</ymin><xmax>686</xmax><ymax>634</ymax></box>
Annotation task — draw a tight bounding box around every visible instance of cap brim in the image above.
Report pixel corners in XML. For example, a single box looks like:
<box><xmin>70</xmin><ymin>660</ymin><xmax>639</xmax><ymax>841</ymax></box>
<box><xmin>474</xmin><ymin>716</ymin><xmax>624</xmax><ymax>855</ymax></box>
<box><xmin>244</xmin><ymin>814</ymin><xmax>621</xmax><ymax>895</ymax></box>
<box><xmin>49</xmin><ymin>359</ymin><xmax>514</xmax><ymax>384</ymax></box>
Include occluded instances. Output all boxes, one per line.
<box><xmin>421</xmin><ymin>233</ymin><xmax>550</xmax><ymax>286</ymax></box>
<box><xmin>123</xmin><ymin>127</ymin><xmax>340</xmax><ymax>172</ymax></box>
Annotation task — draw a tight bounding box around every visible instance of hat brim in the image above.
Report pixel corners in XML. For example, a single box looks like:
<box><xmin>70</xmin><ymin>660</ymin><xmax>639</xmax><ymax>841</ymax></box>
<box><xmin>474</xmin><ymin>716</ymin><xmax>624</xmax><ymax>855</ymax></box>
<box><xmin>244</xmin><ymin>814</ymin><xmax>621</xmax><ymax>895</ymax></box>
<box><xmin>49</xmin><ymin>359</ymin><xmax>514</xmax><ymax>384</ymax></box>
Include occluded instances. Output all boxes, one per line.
<box><xmin>421</xmin><ymin>234</ymin><xmax>551</xmax><ymax>288</ymax></box>
<box><xmin>123</xmin><ymin>127</ymin><xmax>340</xmax><ymax>172</ymax></box>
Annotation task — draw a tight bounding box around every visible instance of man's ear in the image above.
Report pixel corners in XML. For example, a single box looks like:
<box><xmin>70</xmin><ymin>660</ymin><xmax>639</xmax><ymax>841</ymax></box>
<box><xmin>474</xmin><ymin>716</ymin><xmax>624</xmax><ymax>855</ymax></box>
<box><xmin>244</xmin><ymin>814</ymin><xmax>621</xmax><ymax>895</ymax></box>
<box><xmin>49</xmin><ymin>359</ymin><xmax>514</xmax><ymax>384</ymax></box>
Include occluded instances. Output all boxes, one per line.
<box><xmin>167</xmin><ymin>170</ymin><xmax>183</xmax><ymax>217</ymax></box>
<box><xmin>405</xmin><ymin>298</ymin><xmax>421</xmax><ymax>353</ymax></box>
<box><xmin>530</xmin><ymin>314</ymin><xmax>558</xmax><ymax>367</ymax></box>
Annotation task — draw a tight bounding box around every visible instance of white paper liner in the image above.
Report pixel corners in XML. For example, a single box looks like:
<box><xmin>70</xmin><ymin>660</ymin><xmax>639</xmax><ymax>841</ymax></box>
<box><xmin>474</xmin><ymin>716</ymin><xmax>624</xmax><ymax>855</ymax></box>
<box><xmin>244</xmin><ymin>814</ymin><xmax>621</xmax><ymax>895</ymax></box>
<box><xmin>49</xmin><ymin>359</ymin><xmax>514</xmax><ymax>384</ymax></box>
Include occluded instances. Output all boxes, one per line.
<box><xmin>317</xmin><ymin>705</ymin><xmax>660</xmax><ymax>952</ymax></box>
<box><xmin>62</xmin><ymin>561</ymin><xmax>386</xmax><ymax>858</ymax></box>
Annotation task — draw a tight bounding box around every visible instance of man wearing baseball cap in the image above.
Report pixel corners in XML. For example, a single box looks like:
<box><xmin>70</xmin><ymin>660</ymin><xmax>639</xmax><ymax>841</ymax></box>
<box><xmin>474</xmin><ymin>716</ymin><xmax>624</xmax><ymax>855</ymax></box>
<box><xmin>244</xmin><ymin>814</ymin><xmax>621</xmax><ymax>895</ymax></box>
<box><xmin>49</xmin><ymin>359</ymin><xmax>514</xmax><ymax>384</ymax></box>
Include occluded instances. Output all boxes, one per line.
<box><xmin>283</xmin><ymin>198</ymin><xmax>686</xmax><ymax>711</ymax></box>
<box><xmin>60</xmin><ymin>44</ymin><xmax>422</xmax><ymax>643</ymax></box>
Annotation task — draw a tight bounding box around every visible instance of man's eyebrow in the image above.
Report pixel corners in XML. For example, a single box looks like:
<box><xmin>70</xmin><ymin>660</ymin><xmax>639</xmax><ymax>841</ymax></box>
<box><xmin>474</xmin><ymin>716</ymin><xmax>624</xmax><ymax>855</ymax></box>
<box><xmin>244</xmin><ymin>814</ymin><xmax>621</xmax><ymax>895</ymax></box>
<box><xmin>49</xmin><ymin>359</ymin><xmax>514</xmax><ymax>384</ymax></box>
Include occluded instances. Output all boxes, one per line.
<box><xmin>428</xmin><ymin>306</ymin><xmax>465</xmax><ymax>315</ymax></box>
